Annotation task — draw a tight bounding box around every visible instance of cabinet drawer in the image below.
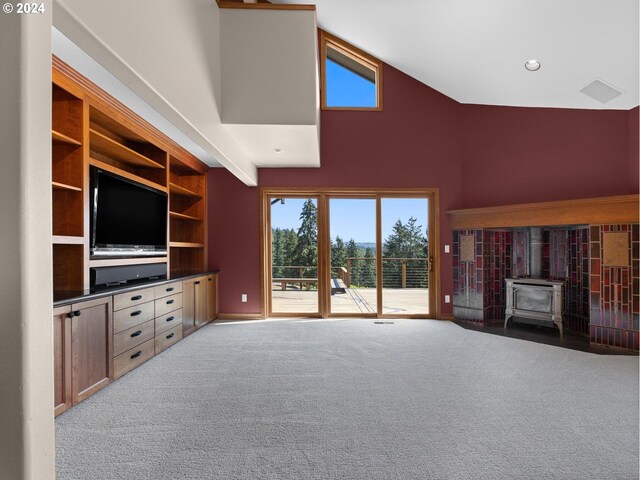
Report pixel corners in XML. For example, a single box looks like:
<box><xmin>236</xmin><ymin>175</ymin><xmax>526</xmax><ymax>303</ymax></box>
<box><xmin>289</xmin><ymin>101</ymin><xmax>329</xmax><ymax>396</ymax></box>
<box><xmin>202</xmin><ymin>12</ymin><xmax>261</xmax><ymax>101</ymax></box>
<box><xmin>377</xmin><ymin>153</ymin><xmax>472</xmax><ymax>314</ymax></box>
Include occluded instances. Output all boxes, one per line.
<box><xmin>155</xmin><ymin>293</ymin><xmax>182</xmax><ymax>317</ymax></box>
<box><xmin>155</xmin><ymin>309</ymin><xmax>183</xmax><ymax>334</ymax></box>
<box><xmin>154</xmin><ymin>325</ymin><xmax>183</xmax><ymax>354</ymax></box>
<box><xmin>113</xmin><ymin>301</ymin><xmax>155</xmax><ymax>334</ymax></box>
<box><xmin>113</xmin><ymin>287</ymin><xmax>155</xmax><ymax>311</ymax></box>
<box><xmin>113</xmin><ymin>320</ymin><xmax>155</xmax><ymax>357</ymax></box>
<box><xmin>154</xmin><ymin>281</ymin><xmax>182</xmax><ymax>299</ymax></box>
<box><xmin>113</xmin><ymin>339</ymin><xmax>155</xmax><ymax>379</ymax></box>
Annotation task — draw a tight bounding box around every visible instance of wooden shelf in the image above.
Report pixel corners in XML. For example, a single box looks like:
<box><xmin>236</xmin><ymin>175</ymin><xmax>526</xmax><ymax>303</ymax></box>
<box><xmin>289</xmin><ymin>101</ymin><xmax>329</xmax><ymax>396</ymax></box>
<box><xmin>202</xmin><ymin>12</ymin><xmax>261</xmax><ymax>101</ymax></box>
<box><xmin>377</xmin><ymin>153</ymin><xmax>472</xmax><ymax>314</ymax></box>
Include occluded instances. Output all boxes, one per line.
<box><xmin>170</xmin><ymin>242</ymin><xmax>204</xmax><ymax>248</ymax></box>
<box><xmin>52</xmin><ymin>235</ymin><xmax>84</xmax><ymax>245</ymax></box>
<box><xmin>52</xmin><ymin>181</ymin><xmax>82</xmax><ymax>192</ymax></box>
<box><xmin>52</xmin><ymin>130</ymin><xmax>82</xmax><ymax>146</ymax></box>
<box><xmin>170</xmin><ymin>211</ymin><xmax>201</xmax><ymax>222</ymax></box>
<box><xmin>90</xmin><ymin>129</ymin><xmax>165</xmax><ymax>170</ymax></box>
<box><xmin>90</xmin><ymin>158</ymin><xmax>167</xmax><ymax>193</ymax></box>
<box><xmin>169</xmin><ymin>182</ymin><xmax>202</xmax><ymax>199</ymax></box>
<box><xmin>89</xmin><ymin>256</ymin><xmax>168</xmax><ymax>268</ymax></box>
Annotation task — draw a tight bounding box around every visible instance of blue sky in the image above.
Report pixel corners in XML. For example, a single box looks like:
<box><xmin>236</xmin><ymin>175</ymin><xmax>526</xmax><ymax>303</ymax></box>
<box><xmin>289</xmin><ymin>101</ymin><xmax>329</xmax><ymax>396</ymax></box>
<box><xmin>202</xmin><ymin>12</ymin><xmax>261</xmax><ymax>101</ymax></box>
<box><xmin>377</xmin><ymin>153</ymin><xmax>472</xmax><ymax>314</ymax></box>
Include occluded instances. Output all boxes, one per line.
<box><xmin>270</xmin><ymin>198</ymin><xmax>428</xmax><ymax>243</ymax></box>
<box><xmin>325</xmin><ymin>59</ymin><xmax>376</xmax><ymax>107</ymax></box>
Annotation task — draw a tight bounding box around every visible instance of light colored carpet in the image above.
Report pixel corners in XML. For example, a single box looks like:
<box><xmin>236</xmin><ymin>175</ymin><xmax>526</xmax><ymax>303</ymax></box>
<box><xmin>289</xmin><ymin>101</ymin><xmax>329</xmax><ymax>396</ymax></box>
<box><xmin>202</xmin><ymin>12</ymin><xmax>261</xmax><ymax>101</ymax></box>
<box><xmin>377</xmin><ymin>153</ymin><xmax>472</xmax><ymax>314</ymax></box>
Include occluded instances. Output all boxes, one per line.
<box><xmin>56</xmin><ymin>319</ymin><xmax>639</xmax><ymax>480</ymax></box>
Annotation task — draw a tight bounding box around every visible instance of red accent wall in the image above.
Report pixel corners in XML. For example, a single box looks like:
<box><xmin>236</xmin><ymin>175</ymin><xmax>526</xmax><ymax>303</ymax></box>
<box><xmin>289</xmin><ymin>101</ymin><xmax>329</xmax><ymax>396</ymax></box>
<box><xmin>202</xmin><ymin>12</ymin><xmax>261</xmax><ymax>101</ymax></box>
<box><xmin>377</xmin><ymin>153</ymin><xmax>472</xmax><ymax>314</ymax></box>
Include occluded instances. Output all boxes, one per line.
<box><xmin>629</xmin><ymin>107</ymin><xmax>639</xmax><ymax>193</ymax></box>
<box><xmin>208</xmin><ymin>62</ymin><xmax>638</xmax><ymax>316</ymax></box>
<box><xmin>209</xmin><ymin>63</ymin><xmax>462</xmax><ymax>315</ymax></box>
<box><xmin>460</xmin><ymin>105</ymin><xmax>636</xmax><ymax>208</ymax></box>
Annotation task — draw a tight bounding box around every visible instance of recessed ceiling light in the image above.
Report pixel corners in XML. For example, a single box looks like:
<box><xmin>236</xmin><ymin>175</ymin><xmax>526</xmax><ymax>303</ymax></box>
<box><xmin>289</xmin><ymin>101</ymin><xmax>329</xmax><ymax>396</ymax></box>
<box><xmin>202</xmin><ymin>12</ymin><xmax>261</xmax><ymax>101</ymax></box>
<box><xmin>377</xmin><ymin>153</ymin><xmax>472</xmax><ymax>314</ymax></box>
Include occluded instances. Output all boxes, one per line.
<box><xmin>525</xmin><ymin>59</ymin><xmax>541</xmax><ymax>71</ymax></box>
<box><xmin>274</xmin><ymin>148</ymin><xmax>282</xmax><ymax>153</ymax></box>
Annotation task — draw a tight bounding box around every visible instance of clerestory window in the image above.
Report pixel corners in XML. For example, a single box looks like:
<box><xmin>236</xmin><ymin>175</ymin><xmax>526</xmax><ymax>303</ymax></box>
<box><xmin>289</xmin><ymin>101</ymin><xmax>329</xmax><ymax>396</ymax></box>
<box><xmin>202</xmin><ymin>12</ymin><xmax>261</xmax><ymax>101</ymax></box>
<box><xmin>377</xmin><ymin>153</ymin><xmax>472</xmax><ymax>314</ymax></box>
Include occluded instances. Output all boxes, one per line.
<box><xmin>321</xmin><ymin>30</ymin><xmax>383</xmax><ymax>111</ymax></box>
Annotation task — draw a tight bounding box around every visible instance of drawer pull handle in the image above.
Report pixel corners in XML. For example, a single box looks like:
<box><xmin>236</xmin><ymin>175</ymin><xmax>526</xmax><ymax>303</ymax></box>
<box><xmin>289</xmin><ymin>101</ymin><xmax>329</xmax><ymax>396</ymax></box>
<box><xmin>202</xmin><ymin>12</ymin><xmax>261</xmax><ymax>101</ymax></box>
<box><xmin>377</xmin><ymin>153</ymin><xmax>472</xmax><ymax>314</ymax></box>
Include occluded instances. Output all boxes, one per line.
<box><xmin>166</xmin><ymin>316</ymin><xmax>175</xmax><ymax>322</ymax></box>
<box><xmin>208</xmin><ymin>278</ymin><xmax>212</xmax><ymax>281</ymax></box>
<box><xmin>131</xmin><ymin>295</ymin><xmax>142</xmax><ymax>301</ymax></box>
<box><xmin>166</xmin><ymin>300</ymin><xmax>175</xmax><ymax>305</ymax></box>
<box><xmin>131</xmin><ymin>310</ymin><xmax>142</xmax><ymax>317</ymax></box>
<box><xmin>166</xmin><ymin>287</ymin><xmax>174</xmax><ymax>292</ymax></box>
<box><xmin>130</xmin><ymin>330</ymin><xmax>142</xmax><ymax>338</ymax></box>
<box><xmin>195</xmin><ymin>281</ymin><xmax>201</xmax><ymax>285</ymax></box>
<box><xmin>73</xmin><ymin>310</ymin><xmax>81</xmax><ymax>317</ymax></box>
<box><xmin>130</xmin><ymin>350</ymin><xmax>142</xmax><ymax>359</ymax></box>
<box><xmin>166</xmin><ymin>333</ymin><xmax>175</xmax><ymax>340</ymax></box>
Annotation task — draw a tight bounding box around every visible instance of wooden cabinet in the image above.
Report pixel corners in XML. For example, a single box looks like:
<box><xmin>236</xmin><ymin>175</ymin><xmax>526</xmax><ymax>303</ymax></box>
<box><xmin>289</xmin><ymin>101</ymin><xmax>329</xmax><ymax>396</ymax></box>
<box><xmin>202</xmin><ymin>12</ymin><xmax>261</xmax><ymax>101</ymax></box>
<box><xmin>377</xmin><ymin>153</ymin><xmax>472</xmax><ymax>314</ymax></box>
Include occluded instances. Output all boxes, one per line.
<box><xmin>195</xmin><ymin>277</ymin><xmax>208</xmax><ymax>329</ymax></box>
<box><xmin>71</xmin><ymin>297</ymin><xmax>113</xmax><ymax>403</ymax></box>
<box><xmin>55</xmin><ymin>297</ymin><xmax>113</xmax><ymax>415</ymax></box>
<box><xmin>182</xmin><ymin>275</ymin><xmax>211</xmax><ymax>334</ymax></box>
<box><xmin>53</xmin><ymin>305</ymin><xmax>73</xmax><ymax>416</ymax></box>
<box><xmin>207</xmin><ymin>273</ymin><xmax>218</xmax><ymax>322</ymax></box>
<box><xmin>153</xmin><ymin>280</ymin><xmax>184</xmax><ymax>355</ymax></box>
<box><xmin>182</xmin><ymin>278</ymin><xmax>196</xmax><ymax>336</ymax></box>
<box><xmin>54</xmin><ymin>273</ymin><xmax>216</xmax><ymax>415</ymax></box>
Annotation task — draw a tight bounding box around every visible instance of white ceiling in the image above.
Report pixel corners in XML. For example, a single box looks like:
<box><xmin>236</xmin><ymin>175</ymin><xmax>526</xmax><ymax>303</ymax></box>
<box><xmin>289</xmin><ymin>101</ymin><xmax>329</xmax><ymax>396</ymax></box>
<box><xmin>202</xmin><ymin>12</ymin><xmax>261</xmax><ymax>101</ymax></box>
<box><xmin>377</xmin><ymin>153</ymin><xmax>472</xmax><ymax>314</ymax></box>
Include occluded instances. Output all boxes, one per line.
<box><xmin>277</xmin><ymin>0</ymin><xmax>639</xmax><ymax>110</ymax></box>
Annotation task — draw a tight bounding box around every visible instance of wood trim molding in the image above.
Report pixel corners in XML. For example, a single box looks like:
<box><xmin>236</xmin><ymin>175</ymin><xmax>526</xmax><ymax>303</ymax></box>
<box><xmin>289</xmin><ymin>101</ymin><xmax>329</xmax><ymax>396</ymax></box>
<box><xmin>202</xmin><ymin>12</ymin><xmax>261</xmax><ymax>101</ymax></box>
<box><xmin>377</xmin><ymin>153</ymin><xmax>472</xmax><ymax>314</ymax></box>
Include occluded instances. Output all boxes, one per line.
<box><xmin>320</xmin><ymin>29</ymin><xmax>383</xmax><ymax>112</ymax></box>
<box><xmin>448</xmin><ymin>195</ymin><xmax>640</xmax><ymax>230</ymax></box>
<box><xmin>52</xmin><ymin>56</ymin><xmax>209</xmax><ymax>174</ymax></box>
<box><xmin>216</xmin><ymin>313</ymin><xmax>265</xmax><ymax>320</ymax></box>
<box><xmin>217</xmin><ymin>1</ymin><xmax>315</xmax><ymax>11</ymax></box>
<box><xmin>439</xmin><ymin>313</ymin><xmax>455</xmax><ymax>321</ymax></box>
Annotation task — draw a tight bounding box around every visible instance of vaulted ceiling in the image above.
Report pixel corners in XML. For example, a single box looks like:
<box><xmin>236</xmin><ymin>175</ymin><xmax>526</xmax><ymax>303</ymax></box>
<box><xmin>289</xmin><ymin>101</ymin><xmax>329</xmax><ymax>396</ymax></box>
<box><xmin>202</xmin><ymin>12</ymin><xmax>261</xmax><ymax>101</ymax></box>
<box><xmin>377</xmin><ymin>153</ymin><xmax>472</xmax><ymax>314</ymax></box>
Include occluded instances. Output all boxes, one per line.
<box><xmin>52</xmin><ymin>0</ymin><xmax>638</xmax><ymax>187</ymax></box>
<box><xmin>277</xmin><ymin>0</ymin><xmax>639</xmax><ymax>110</ymax></box>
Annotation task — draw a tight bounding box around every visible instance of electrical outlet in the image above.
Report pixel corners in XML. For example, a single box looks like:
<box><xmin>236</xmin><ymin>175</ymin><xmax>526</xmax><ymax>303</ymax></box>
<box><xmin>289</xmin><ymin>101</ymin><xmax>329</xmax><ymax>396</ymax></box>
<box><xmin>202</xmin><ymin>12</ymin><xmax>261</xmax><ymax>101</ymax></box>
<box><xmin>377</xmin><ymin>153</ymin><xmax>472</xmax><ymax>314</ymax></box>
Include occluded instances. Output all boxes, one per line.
<box><xmin>444</xmin><ymin>295</ymin><xmax>451</xmax><ymax>303</ymax></box>
<box><xmin>444</xmin><ymin>244</ymin><xmax>450</xmax><ymax>253</ymax></box>
<box><xmin>241</xmin><ymin>294</ymin><xmax>247</xmax><ymax>303</ymax></box>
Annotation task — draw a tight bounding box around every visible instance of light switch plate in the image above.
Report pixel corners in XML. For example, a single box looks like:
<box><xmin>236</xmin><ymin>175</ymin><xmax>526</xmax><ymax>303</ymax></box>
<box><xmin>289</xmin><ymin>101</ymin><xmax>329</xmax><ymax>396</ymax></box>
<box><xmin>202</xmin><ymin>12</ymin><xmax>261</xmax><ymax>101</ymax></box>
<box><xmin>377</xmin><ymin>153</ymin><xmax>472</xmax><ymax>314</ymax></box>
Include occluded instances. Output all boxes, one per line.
<box><xmin>444</xmin><ymin>244</ymin><xmax>450</xmax><ymax>253</ymax></box>
<box><xmin>444</xmin><ymin>295</ymin><xmax>451</xmax><ymax>303</ymax></box>
<box><xmin>241</xmin><ymin>294</ymin><xmax>248</xmax><ymax>302</ymax></box>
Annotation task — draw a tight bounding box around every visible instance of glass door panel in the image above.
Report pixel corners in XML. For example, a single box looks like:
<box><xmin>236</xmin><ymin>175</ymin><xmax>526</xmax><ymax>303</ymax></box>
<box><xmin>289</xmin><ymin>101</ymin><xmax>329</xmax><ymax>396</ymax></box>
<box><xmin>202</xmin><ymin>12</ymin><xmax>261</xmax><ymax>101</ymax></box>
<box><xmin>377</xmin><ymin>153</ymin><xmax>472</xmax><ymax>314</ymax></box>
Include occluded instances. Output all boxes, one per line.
<box><xmin>328</xmin><ymin>198</ymin><xmax>377</xmax><ymax>315</ymax></box>
<box><xmin>270</xmin><ymin>197</ymin><xmax>319</xmax><ymax>314</ymax></box>
<box><xmin>381</xmin><ymin>198</ymin><xmax>430</xmax><ymax>315</ymax></box>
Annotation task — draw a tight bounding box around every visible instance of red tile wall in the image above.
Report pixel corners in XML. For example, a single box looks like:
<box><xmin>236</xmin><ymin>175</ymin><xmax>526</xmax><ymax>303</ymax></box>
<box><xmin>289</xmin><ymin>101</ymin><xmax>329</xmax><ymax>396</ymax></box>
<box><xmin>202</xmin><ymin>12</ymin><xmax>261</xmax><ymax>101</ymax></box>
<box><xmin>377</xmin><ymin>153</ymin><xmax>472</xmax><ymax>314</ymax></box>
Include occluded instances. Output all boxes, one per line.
<box><xmin>589</xmin><ymin>224</ymin><xmax>639</xmax><ymax>350</ymax></box>
<box><xmin>482</xmin><ymin>230</ymin><xmax>511</xmax><ymax>321</ymax></box>
<box><xmin>452</xmin><ymin>229</ymin><xmax>484</xmax><ymax>322</ymax></box>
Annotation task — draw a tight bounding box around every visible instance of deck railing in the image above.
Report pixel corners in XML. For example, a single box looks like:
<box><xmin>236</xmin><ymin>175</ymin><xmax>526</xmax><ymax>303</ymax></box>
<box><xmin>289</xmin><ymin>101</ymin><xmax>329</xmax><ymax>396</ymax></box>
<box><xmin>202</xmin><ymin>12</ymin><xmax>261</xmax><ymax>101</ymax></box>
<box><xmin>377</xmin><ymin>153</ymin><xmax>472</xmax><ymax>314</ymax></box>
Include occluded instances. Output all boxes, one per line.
<box><xmin>273</xmin><ymin>257</ymin><xmax>428</xmax><ymax>290</ymax></box>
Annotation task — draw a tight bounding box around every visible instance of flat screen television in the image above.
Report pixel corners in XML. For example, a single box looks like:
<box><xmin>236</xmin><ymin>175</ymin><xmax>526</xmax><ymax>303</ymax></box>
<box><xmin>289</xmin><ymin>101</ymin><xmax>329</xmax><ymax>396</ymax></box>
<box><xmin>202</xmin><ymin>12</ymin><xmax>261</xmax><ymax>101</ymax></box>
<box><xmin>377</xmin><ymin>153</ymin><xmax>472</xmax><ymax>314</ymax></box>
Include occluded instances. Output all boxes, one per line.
<box><xmin>90</xmin><ymin>167</ymin><xmax>168</xmax><ymax>257</ymax></box>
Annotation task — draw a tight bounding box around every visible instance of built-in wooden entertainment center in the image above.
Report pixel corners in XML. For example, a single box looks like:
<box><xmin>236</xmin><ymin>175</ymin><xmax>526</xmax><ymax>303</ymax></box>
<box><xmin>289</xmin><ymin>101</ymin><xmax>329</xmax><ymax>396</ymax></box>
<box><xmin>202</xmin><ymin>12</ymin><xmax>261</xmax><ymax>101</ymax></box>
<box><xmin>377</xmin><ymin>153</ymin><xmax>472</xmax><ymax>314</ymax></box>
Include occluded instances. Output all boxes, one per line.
<box><xmin>52</xmin><ymin>57</ymin><xmax>218</xmax><ymax>415</ymax></box>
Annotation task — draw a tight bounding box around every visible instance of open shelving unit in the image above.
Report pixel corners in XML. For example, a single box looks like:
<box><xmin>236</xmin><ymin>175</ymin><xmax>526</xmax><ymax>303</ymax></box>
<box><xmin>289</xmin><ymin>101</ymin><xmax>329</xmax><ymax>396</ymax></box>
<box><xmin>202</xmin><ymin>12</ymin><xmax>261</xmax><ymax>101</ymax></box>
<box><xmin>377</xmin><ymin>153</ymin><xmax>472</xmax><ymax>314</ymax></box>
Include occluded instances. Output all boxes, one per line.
<box><xmin>51</xmin><ymin>56</ymin><xmax>209</xmax><ymax>292</ymax></box>
<box><xmin>168</xmin><ymin>155</ymin><xmax>207</xmax><ymax>275</ymax></box>
<box><xmin>52</xmin><ymin>81</ymin><xmax>85</xmax><ymax>291</ymax></box>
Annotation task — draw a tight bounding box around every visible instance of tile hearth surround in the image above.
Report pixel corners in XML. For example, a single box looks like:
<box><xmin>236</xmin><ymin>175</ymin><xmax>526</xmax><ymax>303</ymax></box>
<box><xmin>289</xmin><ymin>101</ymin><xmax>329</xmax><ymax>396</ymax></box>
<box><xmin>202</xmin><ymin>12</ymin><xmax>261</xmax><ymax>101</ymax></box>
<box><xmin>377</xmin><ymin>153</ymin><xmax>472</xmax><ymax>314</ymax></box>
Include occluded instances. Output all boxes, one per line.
<box><xmin>452</xmin><ymin>224</ymin><xmax>639</xmax><ymax>351</ymax></box>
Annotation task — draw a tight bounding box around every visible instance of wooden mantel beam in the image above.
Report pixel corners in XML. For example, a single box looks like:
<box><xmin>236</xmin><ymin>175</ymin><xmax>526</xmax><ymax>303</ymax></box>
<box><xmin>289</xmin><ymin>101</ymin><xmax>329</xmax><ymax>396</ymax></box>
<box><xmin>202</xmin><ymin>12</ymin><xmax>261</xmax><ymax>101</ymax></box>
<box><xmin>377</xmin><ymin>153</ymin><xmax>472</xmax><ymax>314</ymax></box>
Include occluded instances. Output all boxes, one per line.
<box><xmin>448</xmin><ymin>195</ymin><xmax>639</xmax><ymax>230</ymax></box>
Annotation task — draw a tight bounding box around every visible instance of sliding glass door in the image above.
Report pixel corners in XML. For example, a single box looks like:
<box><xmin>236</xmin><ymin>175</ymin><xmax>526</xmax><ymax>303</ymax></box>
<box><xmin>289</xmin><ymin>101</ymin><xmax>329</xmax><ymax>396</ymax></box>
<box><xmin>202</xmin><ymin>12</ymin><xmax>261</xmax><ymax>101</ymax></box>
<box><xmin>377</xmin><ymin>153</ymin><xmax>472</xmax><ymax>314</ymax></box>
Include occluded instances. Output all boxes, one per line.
<box><xmin>328</xmin><ymin>198</ymin><xmax>377</xmax><ymax>315</ymax></box>
<box><xmin>269</xmin><ymin>196</ymin><xmax>319</xmax><ymax>315</ymax></box>
<box><xmin>263</xmin><ymin>189</ymin><xmax>437</xmax><ymax>319</ymax></box>
<box><xmin>380</xmin><ymin>197</ymin><xmax>430</xmax><ymax>315</ymax></box>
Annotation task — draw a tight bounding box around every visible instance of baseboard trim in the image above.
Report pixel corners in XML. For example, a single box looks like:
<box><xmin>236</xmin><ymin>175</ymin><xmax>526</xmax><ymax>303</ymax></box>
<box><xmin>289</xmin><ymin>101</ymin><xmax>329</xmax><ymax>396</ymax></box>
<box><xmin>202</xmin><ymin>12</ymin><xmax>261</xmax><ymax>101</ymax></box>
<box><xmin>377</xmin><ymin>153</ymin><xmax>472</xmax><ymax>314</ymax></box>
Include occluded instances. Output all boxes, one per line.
<box><xmin>216</xmin><ymin>313</ymin><xmax>264</xmax><ymax>321</ymax></box>
<box><xmin>439</xmin><ymin>314</ymin><xmax>455</xmax><ymax>321</ymax></box>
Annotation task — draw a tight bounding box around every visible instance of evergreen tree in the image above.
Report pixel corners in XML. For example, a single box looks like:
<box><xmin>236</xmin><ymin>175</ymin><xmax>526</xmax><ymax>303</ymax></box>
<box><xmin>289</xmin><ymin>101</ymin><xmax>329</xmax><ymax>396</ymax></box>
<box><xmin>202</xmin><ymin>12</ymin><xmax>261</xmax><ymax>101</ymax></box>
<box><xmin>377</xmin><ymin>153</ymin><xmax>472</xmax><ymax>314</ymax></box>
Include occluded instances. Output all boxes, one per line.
<box><xmin>331</xmin><ymin>235</ymin><xmax>347</xmax><ymax>268</ymax></box>
<box><xmin>383</xmin><ymin>217</ymin><xmax>428</xmax><ymax>288</ymax></box>
<box><xmin>282</xmin><ymin>228</ymin><xmax>298</xmax><ymax>278</ymax></box>
<box><xmin>292</xmin><ymin>199</ymin><xmax>318</xmax><ymax>277</ymax></box>
<box><xmin>271</xmin><ymin>228</ymin><xmax>284</xmax><ymax>277</ymax></box>
<box><xmin>362</xmin><ymin>247</ymin><xmax>376</xmax><ymax>288</ymax></box>
<box><xmin>346</xmin><ymin>238</ymin><xmax>360</xmax><ymax>287</ymax></box>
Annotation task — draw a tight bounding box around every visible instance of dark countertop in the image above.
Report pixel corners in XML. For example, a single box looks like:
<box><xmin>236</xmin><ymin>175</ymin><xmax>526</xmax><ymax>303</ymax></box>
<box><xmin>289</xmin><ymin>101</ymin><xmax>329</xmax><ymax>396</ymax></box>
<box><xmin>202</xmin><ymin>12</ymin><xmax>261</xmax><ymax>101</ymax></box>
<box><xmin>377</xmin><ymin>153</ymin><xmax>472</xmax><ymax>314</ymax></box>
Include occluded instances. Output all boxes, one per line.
<box><xmin>54</xmin><ymin>270</ymin><xmax>220</xmax><ymax>307</ymax></box>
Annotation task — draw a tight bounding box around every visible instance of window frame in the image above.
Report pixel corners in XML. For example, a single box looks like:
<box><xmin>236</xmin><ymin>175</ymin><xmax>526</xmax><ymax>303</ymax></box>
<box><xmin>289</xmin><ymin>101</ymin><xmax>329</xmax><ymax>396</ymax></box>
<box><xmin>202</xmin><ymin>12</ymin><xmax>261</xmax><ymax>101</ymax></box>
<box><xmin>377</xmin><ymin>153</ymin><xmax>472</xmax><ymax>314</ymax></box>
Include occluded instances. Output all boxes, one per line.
<box><xmin>320</xmin><ymin>30</ymin><xmax>383</xmax><ymax>111</ymax></box>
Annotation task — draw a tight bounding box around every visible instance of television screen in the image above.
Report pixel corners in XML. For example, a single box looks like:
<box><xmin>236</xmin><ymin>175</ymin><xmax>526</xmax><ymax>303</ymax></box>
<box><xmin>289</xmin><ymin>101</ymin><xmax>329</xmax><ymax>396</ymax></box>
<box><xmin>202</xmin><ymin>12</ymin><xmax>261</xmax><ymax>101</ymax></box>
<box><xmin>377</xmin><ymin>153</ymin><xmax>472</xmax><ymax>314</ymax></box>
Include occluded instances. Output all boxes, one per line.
<box><xmin>91</xmin><ymin>168</ymin><xmax>167</xmax><ymax>255</ymax></box>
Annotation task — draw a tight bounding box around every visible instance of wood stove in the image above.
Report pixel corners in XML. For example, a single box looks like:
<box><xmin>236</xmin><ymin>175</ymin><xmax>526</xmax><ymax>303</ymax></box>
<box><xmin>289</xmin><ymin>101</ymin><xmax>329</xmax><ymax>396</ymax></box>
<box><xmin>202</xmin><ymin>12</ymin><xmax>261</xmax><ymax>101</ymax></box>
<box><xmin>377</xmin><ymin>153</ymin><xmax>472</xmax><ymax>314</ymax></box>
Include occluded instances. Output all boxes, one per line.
<box><xmin>505</xmin><ymin>278</ymin><xmax>565</xmax><ymax>339</ymax></box>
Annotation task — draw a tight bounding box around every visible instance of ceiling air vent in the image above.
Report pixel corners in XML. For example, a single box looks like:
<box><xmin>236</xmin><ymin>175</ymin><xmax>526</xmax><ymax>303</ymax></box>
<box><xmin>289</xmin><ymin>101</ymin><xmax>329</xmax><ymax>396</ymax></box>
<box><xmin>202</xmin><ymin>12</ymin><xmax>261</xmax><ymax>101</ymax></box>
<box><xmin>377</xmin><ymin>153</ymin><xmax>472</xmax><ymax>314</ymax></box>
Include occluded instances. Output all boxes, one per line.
<box><xmin>579</xmin><ymin>79</ymin><xmax>623</xmax><ymax>103</ymax></box>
